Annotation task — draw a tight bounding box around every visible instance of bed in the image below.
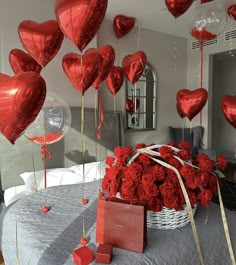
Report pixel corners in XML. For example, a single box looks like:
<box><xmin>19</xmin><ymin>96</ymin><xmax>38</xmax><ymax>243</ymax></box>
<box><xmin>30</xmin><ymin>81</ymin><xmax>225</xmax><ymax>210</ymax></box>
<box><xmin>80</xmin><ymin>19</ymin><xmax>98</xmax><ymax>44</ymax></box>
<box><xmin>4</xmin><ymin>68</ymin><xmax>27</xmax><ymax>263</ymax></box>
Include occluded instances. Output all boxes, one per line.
<box><xmin>0</xmin><ymin>181</ymin><xmax>236</xmax><ymax>265</ymax></box>
<box><xmin>0</xmin><ymin>107</ymin><xmax>236</xmax><ymax>264</ymax></box>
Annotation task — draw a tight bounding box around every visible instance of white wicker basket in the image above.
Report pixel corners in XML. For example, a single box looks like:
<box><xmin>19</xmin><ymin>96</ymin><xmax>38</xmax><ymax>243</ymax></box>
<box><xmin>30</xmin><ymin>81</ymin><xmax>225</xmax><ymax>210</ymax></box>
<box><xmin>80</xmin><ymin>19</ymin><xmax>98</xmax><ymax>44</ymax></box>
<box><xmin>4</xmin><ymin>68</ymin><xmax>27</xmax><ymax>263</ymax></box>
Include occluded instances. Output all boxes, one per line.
<box><xmin>147</xmin><ymin>205</ymin><xmax>197</xmax><ymax>229</ymax></box>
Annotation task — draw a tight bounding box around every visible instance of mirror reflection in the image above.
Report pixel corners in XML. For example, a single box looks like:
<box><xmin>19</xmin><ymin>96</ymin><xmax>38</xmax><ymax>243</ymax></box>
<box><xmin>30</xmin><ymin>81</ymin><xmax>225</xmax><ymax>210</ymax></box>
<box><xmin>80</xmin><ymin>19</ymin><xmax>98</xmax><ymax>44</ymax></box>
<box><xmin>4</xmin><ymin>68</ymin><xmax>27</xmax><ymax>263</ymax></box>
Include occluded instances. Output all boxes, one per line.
<box><xmin>126</xmin><ymin>63</ymin><xmax>156</xmax><ymax>130</ymax></box>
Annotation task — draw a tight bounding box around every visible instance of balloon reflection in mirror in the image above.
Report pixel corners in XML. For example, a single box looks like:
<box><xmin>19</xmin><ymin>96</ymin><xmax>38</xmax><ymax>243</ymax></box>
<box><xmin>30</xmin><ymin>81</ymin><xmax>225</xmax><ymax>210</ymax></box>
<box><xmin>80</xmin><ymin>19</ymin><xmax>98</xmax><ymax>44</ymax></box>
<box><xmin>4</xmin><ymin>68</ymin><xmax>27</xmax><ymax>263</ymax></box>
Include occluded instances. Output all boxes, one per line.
<box><xmin>25</xmin><ymin>92</ymin><xmax>71</xmax><ymax>145</ymax></box>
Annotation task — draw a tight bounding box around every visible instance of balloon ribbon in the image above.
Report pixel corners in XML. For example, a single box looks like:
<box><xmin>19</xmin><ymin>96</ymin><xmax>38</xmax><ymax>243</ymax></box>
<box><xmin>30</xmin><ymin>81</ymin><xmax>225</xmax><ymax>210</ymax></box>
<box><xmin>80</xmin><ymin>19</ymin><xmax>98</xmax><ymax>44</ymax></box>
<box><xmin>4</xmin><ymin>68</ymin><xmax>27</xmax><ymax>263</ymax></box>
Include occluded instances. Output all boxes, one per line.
<box><xmin>96</xmin><ymin>89</ymin><xmax>104</xmax><ymax>140</ymax></box>
<box><xmin>41</xmin><ymin>145</ymin><xmax>52</xmax><ymax>189</ymax></box>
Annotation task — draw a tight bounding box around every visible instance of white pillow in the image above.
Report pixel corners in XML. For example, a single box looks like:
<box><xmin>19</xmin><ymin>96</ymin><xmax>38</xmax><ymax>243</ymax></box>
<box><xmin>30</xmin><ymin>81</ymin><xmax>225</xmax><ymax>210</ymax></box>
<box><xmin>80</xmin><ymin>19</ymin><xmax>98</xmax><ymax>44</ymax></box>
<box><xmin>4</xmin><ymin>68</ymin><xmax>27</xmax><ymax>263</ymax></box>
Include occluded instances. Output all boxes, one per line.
<box><xmin>70</xmin><ymin>161</ymin><xmax>105</xmax><ymax>182</ymax></box>
<box><xmin>20</xmin><ymin>168</ymin><xmax>83</xmax><ymax>193</ymax></box>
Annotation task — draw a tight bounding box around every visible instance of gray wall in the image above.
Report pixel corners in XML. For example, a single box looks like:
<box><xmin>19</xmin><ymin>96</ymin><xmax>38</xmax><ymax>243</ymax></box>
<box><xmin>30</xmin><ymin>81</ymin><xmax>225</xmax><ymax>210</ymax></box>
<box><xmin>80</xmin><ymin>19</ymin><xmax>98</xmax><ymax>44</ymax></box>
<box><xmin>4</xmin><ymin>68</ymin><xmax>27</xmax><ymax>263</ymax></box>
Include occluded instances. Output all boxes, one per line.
<box><xmin>212</xmin><ymin>54</ymin><xmax>236</xmax><ymax>159</ymax></box>
<box><xmin>98</xmin><ymin>19</ymin><xmax>188</xmax><ymax>146</ymax></box>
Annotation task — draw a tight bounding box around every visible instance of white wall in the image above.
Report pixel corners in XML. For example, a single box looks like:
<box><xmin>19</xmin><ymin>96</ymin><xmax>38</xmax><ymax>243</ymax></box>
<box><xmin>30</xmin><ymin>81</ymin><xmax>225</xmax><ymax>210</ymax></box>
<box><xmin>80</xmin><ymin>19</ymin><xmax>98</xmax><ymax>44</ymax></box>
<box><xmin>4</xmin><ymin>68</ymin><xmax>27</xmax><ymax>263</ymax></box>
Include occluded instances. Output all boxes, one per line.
<box><xmin>98</xmin><ymin>19</ymin><xmax>188</xmax><ymax>146</ymax></box>
<box><xmin>187</xmin><ymin>20</ymin><xmax>236</xmax><ymax>149</ymax></box>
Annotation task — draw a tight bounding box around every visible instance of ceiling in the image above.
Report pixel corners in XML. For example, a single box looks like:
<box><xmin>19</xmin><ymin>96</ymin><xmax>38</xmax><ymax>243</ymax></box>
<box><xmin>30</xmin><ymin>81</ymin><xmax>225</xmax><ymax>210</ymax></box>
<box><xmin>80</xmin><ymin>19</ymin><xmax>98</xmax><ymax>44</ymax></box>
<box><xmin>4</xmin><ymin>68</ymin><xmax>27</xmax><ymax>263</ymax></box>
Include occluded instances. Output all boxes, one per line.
<box><xmin>105</xmin><ymin>0</ymin><xmax>234</xmax><ymax>39</ymax></box>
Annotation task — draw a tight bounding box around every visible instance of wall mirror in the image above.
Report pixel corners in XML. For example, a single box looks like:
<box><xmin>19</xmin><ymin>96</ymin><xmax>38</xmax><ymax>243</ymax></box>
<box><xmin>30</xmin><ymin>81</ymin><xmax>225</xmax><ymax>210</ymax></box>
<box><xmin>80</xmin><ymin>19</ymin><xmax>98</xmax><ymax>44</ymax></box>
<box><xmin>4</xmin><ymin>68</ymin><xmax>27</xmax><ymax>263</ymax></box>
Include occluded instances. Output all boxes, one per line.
<box><xmin>125</xmin><ymin>62</ymin><xmax>156</xmax><ymax>131</ymax></box>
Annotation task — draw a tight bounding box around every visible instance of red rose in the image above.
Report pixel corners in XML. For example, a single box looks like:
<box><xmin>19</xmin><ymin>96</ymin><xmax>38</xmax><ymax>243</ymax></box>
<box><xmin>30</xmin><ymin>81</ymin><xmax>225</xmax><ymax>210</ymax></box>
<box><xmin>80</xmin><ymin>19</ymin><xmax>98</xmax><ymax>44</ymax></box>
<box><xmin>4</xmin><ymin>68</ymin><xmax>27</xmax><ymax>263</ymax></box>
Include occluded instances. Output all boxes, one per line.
<box><xmin>217</xmin><ymin>155</ymin><xmax>227</xmax><ymax>171</ymax></box>
<box><xmin>145</xmin><ymin>165</ymin><xmax>165</xmax><ymax>182</ymax></box>
<box><xmin>142</xmin><ymin>173</ymin><xmax>156</xmax><ymax>184</ymax></box>
<box><xmin>178</xmin><ymin>140</ymin><xmax>192</xmax><ymax>150</ymax></box>
<box><xmin>198</xmin><ymin>189</ymin><xmax>213</xmax><ymax>207</ymax></box>
<box><xmin>105</xmin><ymin>156</ymin><xmax>115</xmax><ymax>167</ymax></box>
<box><xmin>199</xmin><ymin>172</ymin><xmax>210</xmax><ymax>187</ymax></box>
<box><xmin>179</xmin><ymin>164</ymin><xmax>197</xmax><ymax>180</ymax></box>
<box><xmin>177</xmin><ymin>149</ymin><xmax>191</xmax><ymax>160</ymax></box>
<box><xmin>166</xmin><ymin>170</ymin><xmax>179</xmax><ymax>185</ymax></box>
<box><xmin>120</xmin><ymin>180</ymin><xmax>137</xmax><ymax>200</ymax></box>
<box><xmin>136</xmin><ymin>143</ymin><xmax>146</xmax><ymax>149</ymax></box>
<box><xmin>147</xmin><ymin>197</ymin><xmax>163</xmax><ymax>212</ymax></box>
<box><xmin>184</xmin><ymin>174</ymin><xmax>200</xmax><ymax>189</ymax></box>
<box><xmin>198</xmin><ymin>159</ymin><xmax>214</xmax><ymax>172</ymax></box>
<box><xmin>137</xmin><ymin>153</ymin><xmax>153</xmax><ymax>168</ymax></box>
<box><xmin>187</xmin><ymin>190</ymin><xmax>198</xmax><ymax>207</ymax></box>
<box><xmin>160</xmin><ymin>182</ymin><xmax>176</xmax><ymax>198</ymax></box>
<box><xmin>159</xmin><ymin>146</ymin><xmax>173</xmax><ymax>160</ymax></box>
<box><xmin>114</xmin><ymin>146</ymin><xmax>133</xmax><ymax>159</ymax></box>
<box><xmin>207</xmin><ymin>174</ymin><xmax>218</xmax><ymax>195</ymax></box>
<box><xmin>168</xmin><ymin>157</ymin><xmax>182</xmax><ymax>169</ymax></box>
<box><xmin>163</xmin><ymin>195</ymin><xmax>179</xmax><ymax>209</ymax></box>
<box><xmin>137</xmin><ymin>184</ymin><xmax>147</xmax><ymax>201</ymax></box>
<box><xmin>143</xmin><ymin>182</ymin><xmax>159</xmax><ymax>197</ymax></box>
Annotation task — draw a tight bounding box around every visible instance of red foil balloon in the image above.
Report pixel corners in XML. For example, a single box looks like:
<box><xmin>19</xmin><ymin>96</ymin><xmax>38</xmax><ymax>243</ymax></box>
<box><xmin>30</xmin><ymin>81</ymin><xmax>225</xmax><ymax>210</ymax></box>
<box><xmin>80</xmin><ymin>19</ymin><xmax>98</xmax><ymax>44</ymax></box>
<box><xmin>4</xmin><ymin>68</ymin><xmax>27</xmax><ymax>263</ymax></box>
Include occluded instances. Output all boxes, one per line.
<box><xmin>91</xmin><ymin>45</ymin><xmax>115</xmax><ymax>89</ymax></box>
<box><xmin>55</xmin><ymin>0</ymin><xmax>108</xmax><ymax>52</ymax></box>
<box><xmin>106</xmin><ymin>66</ymin><xmax>123</xmax><ymax>96</ymax></box>
<box><xmin>177</xmin><ymin>103</ymin><xmax>185</xmax><ymax>118</ymax></box>
<box><xmin>126</xmin><ymin>98</ymin><xmax>140</xmax><ymax>113</ymax></box>
<box><xmin>122</xmin><ymin>51</ymin><xmax>147</xmax><ymax>85</ymax></box>
<box><xmin>228</xmin><ymin>5</ymin><xmax>236</xmax><ymax>20</ymax></box>
<box><xmin>0</xmin><ymin>72</ymin><xmax>46</xmax><ymax>144</ymax></box>
<box><xmin>113</xmin><ymin>15</ymin><xmax>135</xmax><ymax>38</ymax></box>
<box><xmin>18</xmin><ymin>20</ymin><xmax>64</xmax><ymax>67</ymax></box>
<box><xmin>165</xmin><ymin>0</ymin><xmax>194</xmax><ymax>19</ymax></box>
<box><xmin>177</xmin><ymin>88</ymin><xmax>208</xmax><ymax>121</ymax></box>
<box><xmin>62</xmin><ymin>52</ymin><xmax>102</xmax><ymax>95</ymax></box>
<box><xmin>221</xmin><ymin>95</ymin><xmax>236</xmax><ymax>128</ymax></box>
<box><xmin>9</xmin><ymin>48</ymin><xmax>42</xmax><ymax>74</ymax></box>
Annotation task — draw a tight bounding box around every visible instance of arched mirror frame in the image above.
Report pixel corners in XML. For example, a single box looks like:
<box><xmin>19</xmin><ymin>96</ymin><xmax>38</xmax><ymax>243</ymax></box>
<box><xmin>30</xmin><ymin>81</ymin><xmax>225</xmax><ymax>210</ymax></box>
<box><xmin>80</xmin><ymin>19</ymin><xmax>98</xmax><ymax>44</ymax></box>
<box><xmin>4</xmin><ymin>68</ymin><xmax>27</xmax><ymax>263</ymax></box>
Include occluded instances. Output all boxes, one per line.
<box><xmin>125</xmin><ymin>62</ymin><xmax>157</xmax><ymax>131</ymax></box>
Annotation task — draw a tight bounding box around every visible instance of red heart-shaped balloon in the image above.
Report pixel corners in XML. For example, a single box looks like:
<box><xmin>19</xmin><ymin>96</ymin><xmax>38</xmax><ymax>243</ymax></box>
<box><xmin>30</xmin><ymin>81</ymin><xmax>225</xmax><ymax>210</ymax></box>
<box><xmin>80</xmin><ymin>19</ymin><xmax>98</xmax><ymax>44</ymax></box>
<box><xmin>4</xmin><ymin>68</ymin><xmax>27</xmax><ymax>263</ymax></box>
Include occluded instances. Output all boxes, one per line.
<box><xmin>106</xmin><ymin>66</ymin><xmax>123</xmax><ymax>96</ymax></box>
<box><xmin>176</xmin><ymin>103</ymin><xmax>185</xmax><ymax>118</ymax></box>
<box><xmin>228</xmin><ymin>5</ymin><xmax>236</xmax><ymax>20</ymax></box>
<box><xmin>177</xmin><ymin>88</ymin><xmax>208</xmax><ymax>121</ymax></box>
<box><xmin>55</xmin><ymin>0</ymin><xmax>108</xmax><ymax>52</ymax></box>
<box><xmin>221</xmin><ymin>95</ymin><xmax>236</xmax><ymax>128</ymax></box>
<box><xmin>9</xmin><ymin>48</ymin><xmax>42</xmax><ymax>74</ymax></box>
<box><xmin>91</xmin><ymin>45</ymin><xmax>115</xmax><ymax>89</ymax></box>
<box><xmin>122</xmin><ymin>51</ymin><xmax>147</xmax><ymax>85</ymax></box>
<box><xmin>62</xmin><ymin>52</ymin><xmax>102</xmax><ymax>95</ymax></box>
<box><xmin>165</xmin><ymin>0</ymin><xmax>194</xmax><ymax>19</ymax></box>
<box><xmin>0</xmin><ymin>72</ymin><xmax>46</xmax><ymax>144</ymax></box>
<box><xmin>126</xmin><ymin>98</ymin><xmax>140</xmax><ymax>113</ymax></box>
<box><xmin>113</xmin><ymin>15</ymin><xmax>135</xmax><ymax>38</ymax></box>
<box><xmin>18</xmin><ymin>20</ymin><xmax>64</xmax><ymax>67</ymax></box>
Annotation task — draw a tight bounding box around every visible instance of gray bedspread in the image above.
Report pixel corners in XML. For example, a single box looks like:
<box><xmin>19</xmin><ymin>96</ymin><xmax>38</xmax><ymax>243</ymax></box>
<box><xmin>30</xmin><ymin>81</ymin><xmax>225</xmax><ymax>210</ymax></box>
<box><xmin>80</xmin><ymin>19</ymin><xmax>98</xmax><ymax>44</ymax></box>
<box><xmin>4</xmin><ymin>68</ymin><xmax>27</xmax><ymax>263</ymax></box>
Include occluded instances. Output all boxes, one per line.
<box><xmin>0</xmin><ymin>180</ymin><xmax>235</xmax><ymax>265</ymax></box>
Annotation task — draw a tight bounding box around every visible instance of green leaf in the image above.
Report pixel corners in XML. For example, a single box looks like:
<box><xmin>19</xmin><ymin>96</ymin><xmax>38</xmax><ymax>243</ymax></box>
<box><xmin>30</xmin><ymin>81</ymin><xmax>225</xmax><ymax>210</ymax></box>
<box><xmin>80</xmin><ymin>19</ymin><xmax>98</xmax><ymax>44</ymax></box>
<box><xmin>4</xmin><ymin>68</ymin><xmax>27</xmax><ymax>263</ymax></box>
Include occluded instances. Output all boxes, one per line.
<box><xmin>214</xmin><ymin>169</ymin><xmax>226</xmax><ymax>179</ymax></box>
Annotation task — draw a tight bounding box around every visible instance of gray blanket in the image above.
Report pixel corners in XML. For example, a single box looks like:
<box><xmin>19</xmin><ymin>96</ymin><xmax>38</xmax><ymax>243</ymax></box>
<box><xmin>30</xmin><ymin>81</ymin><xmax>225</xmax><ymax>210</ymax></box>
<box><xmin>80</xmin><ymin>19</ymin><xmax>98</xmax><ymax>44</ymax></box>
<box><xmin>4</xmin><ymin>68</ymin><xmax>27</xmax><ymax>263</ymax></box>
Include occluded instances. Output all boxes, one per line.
<box><xmin>0</xmin><ymin>181</ymin><xmax>235</xmax><ymax>265</ymax></box>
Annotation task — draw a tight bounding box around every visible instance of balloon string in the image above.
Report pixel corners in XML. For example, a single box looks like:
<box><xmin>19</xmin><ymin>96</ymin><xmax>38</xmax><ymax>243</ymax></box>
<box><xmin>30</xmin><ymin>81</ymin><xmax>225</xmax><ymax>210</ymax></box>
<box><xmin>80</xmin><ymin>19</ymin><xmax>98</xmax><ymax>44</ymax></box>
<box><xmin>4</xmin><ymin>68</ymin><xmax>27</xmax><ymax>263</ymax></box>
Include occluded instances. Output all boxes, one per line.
<box><xmin>137</xmin><ymin>19</ymin><xmax>141</xmax><ymax>49</ymax></box>
<box><xmin>95</xmin><ymin>90</ymin><xmax>98</xmax><ymax>185</ymax></box>
<box><xmin>96</xmin><ymin>88</ymin><xmax>104</xmax><ymax>140</ymax></box>
<box><xmin>82</xmin><ymin>216</ymin><xmax>86</xmax><ymax>237</ymax></box>
<box><xmin>113</xmin><ymin>96</ymin><xmax>116</xmax><ymax>115</ymax></box>
<box><xmin>200</xmin><ymin>41</ymin><xmax>204</xmax><ymax>146</ymax></box>
<box><xmin>41</xmin><ymin>145</ymin><xmax>52</xmax><ymax>189</ymax></box>
<box><xmin>81</xmin><ymin>95</ymin><xmax>85</xmax><ymax>199</ymax></box>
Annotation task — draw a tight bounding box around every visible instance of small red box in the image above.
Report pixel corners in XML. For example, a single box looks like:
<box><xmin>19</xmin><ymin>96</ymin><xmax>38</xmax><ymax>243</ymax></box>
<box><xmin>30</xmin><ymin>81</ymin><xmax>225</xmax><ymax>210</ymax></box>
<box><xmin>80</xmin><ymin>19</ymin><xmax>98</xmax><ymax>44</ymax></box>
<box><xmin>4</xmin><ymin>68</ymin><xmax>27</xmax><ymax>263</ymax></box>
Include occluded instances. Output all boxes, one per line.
<box><xmin>96</xmin><ymin>244</ymin><xmax>113</xmax><ymax>264</ymax></box>
<box><xmin>73</xmin><ymin>246</ymin><xmax>94</xmax><ymax>265</ymax></box>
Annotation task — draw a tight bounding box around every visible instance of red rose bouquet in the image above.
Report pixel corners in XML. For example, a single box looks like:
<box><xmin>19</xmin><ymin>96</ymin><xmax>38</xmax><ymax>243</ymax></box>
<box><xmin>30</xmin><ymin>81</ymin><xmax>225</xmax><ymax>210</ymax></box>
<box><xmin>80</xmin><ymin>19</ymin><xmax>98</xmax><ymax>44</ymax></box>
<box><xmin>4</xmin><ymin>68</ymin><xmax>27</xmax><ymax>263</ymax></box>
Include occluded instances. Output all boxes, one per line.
<box><xmin>102</xmin><ymin>141</ymin><xmax>227</xmax><ymax>212</ymax></box>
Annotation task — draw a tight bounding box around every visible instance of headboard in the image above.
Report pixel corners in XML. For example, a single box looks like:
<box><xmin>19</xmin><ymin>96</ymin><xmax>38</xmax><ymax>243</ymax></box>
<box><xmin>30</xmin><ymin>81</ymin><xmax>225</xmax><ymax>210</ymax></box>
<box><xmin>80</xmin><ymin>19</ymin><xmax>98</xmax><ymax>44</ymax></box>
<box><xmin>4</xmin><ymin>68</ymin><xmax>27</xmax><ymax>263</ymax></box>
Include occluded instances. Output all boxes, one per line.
<box><xmin>0</xmin><ymin>107</ymin><xmax>124</xmax><ymax>190</ymax></box>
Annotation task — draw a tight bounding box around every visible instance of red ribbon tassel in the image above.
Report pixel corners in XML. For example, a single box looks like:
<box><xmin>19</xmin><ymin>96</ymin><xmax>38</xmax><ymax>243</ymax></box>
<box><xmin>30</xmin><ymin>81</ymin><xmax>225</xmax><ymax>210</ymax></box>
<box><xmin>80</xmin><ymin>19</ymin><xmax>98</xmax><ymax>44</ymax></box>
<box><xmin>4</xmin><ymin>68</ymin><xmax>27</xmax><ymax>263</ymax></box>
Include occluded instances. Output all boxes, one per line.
<box><xmin>200</xmin><ymin>41</ymin><xmax>204</xmax><ymax>146</ymax></box>
<box><xmin>41</xmin><ymin>145</ymin><xmax>52</xmax><ymax>188</ymax></box>
<box><xmin>96</xmin><ymin>90</ymin><xmax>104</xmax><ymax>140</ymax></box>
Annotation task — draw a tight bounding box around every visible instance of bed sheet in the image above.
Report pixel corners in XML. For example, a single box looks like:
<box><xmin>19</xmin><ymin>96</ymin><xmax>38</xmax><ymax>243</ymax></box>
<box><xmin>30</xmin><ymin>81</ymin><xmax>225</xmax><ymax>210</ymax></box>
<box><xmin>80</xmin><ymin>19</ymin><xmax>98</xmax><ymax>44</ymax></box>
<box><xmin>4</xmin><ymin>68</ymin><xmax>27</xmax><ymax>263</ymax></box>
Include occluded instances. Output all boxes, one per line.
<box><xmin>0</xmin><ymin>180</ymin><xmax>236</xmax><ymax>265</ymax></box>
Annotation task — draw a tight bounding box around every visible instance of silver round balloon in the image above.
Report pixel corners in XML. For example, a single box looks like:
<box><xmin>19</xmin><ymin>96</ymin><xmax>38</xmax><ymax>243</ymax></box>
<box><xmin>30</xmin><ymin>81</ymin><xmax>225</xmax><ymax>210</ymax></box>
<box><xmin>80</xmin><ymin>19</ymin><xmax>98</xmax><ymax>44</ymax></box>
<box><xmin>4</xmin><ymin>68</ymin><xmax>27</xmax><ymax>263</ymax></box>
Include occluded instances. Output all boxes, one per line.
<box><xmin>25</xmin><ymin>92</ymin><xmax>72</xmax><ymax>145</ymax></box>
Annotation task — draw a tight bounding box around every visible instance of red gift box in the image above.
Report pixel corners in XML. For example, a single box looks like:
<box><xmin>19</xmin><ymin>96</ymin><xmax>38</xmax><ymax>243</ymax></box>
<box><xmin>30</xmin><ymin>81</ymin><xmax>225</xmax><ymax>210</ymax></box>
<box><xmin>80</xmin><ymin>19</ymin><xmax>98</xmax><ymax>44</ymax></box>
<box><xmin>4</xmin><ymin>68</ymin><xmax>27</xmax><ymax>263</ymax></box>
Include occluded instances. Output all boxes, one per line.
<box><xmin>73</xmin><ymin>246</ymin><xmax>94</xmax><ymax>265</ymax></box>
<box><xmin>96</xmin><ymin>244</ymin><xmax>113</xmax><ymax>264</ymax></box>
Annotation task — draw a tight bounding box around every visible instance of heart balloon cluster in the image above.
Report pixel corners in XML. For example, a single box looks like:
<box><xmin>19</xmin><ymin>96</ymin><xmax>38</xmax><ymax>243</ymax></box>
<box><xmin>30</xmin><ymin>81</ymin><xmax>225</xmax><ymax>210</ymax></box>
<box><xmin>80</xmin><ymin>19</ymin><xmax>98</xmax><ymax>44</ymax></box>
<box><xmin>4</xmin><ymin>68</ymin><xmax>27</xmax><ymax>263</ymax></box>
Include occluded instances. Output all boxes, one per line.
<box><xmin>176</xmin><ymin>88</ymin><xmax>208</xmax><ymax>121</ymax></box>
